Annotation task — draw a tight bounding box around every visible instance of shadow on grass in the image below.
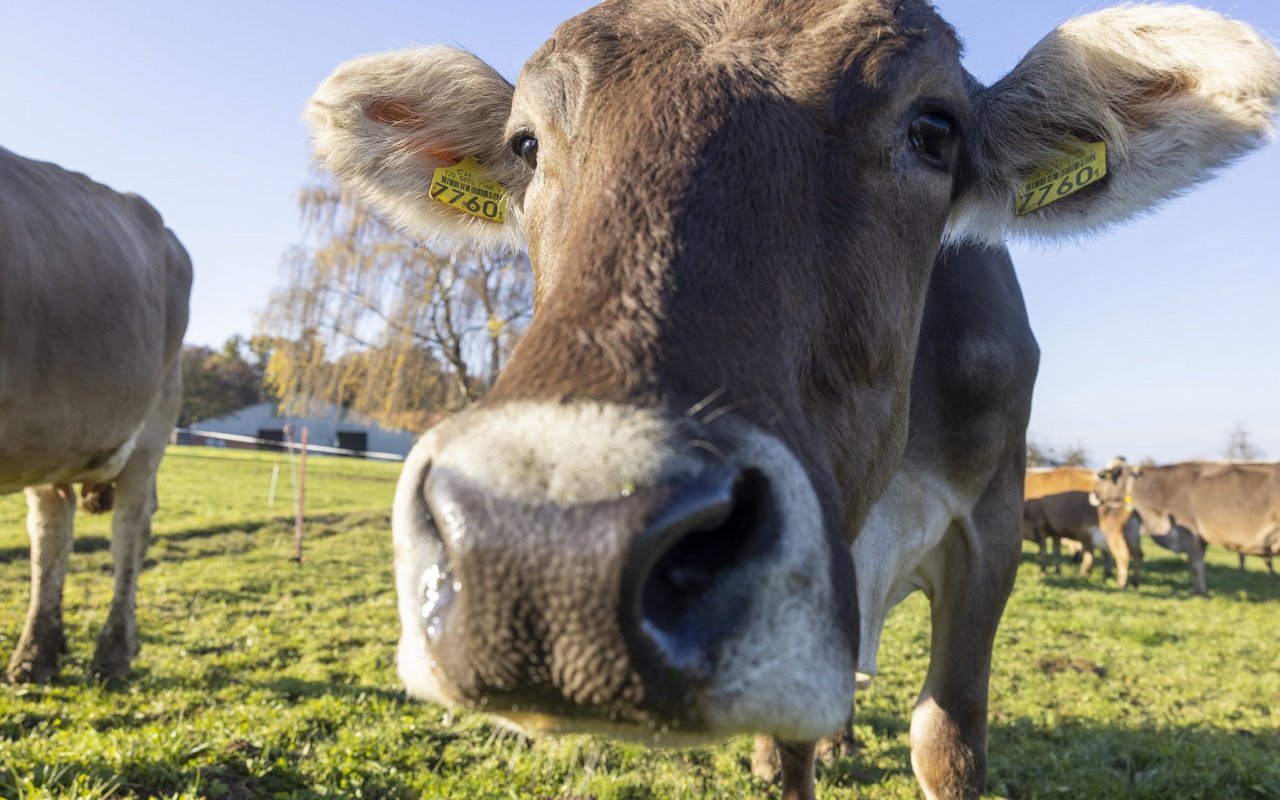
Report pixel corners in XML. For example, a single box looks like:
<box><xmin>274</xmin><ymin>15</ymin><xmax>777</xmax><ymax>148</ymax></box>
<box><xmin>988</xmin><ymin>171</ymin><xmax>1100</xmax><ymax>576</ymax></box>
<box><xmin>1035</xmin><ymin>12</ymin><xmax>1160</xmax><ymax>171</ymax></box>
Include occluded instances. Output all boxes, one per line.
<box><xmin>0</xmin><ymin>751</ymin><xmax>415</xmax><ymax>800</ymax></box>
<box><xmin>984</xmin><ymin>716</ymin><xmax>1280</xmax><ymax>799</ymax></box>
<box><xmin>0</xmin><ymin>511</ymin><xmax>387</xmax><ymax>565</ymax></box>
<box><xmin>1018</xmin><ymin>551</ymin><xmax>1280</xmax><ymax>601</ymax></box>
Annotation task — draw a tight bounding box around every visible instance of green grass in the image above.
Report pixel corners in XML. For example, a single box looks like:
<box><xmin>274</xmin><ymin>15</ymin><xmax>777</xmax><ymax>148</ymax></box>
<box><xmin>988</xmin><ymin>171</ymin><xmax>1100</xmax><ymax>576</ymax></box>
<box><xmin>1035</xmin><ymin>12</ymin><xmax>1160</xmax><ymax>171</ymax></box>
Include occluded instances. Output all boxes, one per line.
<box><xmin>1</xmin><ymin>446</ymin><xmax>1277</xmax><ymax>799</ymax></box>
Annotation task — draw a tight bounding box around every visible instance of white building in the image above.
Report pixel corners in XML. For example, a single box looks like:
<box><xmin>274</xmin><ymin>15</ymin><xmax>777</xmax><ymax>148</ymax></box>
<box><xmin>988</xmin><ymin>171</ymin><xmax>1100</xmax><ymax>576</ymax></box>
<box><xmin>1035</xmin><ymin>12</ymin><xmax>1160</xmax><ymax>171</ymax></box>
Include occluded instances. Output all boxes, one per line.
<box><xmin>187</xmin><ymin>401</ymin><xmax>417</xmax><ymax>459</ymax></box>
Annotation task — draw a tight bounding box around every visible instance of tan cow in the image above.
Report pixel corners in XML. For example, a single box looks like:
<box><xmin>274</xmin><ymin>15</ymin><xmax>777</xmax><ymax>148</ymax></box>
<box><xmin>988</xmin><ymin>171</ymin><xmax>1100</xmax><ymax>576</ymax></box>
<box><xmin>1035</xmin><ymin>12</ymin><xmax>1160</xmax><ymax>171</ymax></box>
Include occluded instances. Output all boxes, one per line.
<box><xmin>1094</xmin><ymin>458</ymin><xmax>1280</xmax><ymax>596</ymax></box>
<box><xmin>1</xmin><ymin>147</ymin><xmax>191</xmax><ymax>683</ymax></box>
<box><xmin>1025</xmin><ymin>467</ymin><xmax>1095</xmax><ymax>500</ymax></box>
<box><xmin>307</xmin><ymin>4</ymin><xmax>1279</xmax><ymax>799</ymax></box>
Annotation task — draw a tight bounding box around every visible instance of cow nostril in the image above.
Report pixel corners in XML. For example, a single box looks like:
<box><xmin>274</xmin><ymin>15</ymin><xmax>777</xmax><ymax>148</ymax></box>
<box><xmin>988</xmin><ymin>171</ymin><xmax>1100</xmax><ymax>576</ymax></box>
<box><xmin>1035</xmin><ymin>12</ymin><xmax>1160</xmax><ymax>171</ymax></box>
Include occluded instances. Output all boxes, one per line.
<box><xmin>634</xmin><ymin>468</ymin><xmax>777</xmax><ymax>671</ymax></box>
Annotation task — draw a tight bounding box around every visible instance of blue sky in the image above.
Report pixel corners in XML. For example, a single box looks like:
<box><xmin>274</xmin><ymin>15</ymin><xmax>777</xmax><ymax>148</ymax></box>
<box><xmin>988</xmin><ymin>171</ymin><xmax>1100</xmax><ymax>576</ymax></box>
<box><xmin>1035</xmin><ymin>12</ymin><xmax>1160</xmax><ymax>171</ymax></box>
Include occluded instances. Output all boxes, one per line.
<box><xmin>2</xmin><ymin>1</ymin><xmax>1277</xmax><ymax>463</ymax></box>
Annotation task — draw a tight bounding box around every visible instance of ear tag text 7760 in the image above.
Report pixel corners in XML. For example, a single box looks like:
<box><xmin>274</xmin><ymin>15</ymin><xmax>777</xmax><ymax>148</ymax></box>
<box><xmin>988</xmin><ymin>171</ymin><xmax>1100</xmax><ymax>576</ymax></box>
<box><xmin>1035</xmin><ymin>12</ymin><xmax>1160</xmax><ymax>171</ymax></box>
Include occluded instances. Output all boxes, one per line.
<box><xmin>1015</xmin><ymin>141</ymin><xmax>1107</xmax><ymax>216</ymax></box>
<box><xmin>430</xmin><ymin>157</ymin><xmax>507</xmax><ymax>223</ymax></box>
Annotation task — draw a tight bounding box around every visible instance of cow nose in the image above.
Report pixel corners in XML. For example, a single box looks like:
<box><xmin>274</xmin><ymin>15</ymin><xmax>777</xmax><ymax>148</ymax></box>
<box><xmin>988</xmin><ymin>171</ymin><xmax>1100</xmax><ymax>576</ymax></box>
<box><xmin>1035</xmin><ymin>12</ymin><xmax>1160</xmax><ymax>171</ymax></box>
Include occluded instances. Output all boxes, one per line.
<box><xmin>625</xmin><ymin>467</ymin><xmax>778</xmax><ymax>679</ymax></box>
<box><xmin>418</xmin><ymin>462</ymin><xmax>778</xmax><ymax>714</ymax></box>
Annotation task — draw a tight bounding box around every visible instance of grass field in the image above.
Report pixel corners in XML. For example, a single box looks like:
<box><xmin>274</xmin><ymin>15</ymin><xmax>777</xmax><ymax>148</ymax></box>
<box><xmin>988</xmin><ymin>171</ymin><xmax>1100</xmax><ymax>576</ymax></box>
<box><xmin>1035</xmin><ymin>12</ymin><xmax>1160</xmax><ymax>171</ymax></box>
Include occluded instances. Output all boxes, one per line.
<box><xmin>1</xmin><ymin>445</ymin><xmax>1277</xmax><ymax>799</ymax></box>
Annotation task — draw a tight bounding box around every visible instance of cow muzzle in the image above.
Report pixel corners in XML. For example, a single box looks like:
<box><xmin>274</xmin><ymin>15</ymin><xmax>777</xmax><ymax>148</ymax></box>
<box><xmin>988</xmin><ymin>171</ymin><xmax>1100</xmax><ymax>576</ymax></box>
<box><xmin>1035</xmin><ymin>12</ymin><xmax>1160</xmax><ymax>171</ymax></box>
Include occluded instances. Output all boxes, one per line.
<box><xmin>391</xmin><ymin>403</ymin><xmax>857</xmax><ymax>742</ymax></box>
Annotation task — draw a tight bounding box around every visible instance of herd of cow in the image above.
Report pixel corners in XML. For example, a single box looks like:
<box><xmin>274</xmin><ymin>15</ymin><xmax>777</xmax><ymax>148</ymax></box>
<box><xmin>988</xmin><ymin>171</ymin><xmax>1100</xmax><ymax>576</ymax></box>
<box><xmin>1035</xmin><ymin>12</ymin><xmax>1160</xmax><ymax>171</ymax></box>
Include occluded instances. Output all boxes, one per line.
<box><xmin>1024</xmin><ymin>461</ymin><xmax>1279</xmax><ymax>594</ymax></box>
<box><xmin>3</xmin><ymin>2</ymin><xmax>1279</xmax><ymax>799</ymax></box>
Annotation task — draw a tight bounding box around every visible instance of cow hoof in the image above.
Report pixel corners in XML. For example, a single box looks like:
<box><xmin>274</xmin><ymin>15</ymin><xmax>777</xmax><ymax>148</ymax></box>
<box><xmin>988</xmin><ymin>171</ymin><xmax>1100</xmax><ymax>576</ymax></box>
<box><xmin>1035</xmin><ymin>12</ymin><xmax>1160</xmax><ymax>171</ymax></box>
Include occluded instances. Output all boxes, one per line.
<box><xmin>91</xmin><ymin>637</ymin><xmax>136</xmax><ymax>683</ymax></box>
<box><xmin>5</xmin><ymin>651</ymin><xmax>60</xmax><ymax>685</ymax></box>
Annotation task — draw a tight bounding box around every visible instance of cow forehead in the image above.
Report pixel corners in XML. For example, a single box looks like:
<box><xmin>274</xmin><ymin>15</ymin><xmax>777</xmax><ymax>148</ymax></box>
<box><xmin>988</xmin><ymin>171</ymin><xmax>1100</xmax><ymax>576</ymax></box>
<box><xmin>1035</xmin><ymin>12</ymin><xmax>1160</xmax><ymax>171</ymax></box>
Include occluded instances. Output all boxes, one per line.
<box><xmin>525</xmin><ymin>0</ymin><xmax>961</xmax><ymax>112</ymax></box>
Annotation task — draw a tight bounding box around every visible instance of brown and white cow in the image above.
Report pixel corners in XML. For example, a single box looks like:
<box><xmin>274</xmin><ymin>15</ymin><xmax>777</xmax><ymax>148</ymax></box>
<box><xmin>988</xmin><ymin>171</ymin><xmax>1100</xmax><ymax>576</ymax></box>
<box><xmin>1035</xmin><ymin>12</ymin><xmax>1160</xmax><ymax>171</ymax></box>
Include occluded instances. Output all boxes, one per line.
<box><xmin>1026</xmin><ymin>469</ymin><xmax>1145</xmax><ymax>587</ymax></box>
<box><xmin>1021</xmin><ymin>490</ymin><xmax>1146</xmax><ymax>585</ymax></box>
<box><xmin>1094</xmin><ymin>457</ymin><xmax>1280</xmax><ymax>596</ymax></box>
<box><xmin>1</xmin><ymin>146</ymin><xmax>191</xmax><ymax>683</ymax></box>
<box><xmin>306</xmin><ymin>3</ymin><xmax>1279</xmax><ymax>798</ymax></box>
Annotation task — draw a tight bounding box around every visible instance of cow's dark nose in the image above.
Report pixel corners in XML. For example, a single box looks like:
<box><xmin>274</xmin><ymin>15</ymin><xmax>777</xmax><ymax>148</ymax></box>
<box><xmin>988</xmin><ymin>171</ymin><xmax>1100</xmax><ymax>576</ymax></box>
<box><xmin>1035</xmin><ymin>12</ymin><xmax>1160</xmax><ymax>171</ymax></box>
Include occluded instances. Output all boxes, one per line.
<box><xmin>419</xmin><ymin>463</ymin><xmax>778</xmax><ymax>715</ymax></box>
<box><xmin>624</xmin><ymin>468</ymin><xmax>778</xmax><ymax>680</ymax></box>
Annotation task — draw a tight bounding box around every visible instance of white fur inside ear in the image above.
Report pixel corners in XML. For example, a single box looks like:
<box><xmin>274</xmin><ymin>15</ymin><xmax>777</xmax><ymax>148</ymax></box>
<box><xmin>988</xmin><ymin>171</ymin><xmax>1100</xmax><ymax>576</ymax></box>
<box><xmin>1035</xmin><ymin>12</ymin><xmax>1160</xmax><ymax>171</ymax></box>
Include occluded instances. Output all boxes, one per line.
<box><xmin>947</xmin><ymin>4</ymin><xmax>1280</xmax><ymax>245</ymax></box>
<box><xmin>305</xmin><ymin>46</ymin><xmax>528</xmax><ymax>252</ymax></box>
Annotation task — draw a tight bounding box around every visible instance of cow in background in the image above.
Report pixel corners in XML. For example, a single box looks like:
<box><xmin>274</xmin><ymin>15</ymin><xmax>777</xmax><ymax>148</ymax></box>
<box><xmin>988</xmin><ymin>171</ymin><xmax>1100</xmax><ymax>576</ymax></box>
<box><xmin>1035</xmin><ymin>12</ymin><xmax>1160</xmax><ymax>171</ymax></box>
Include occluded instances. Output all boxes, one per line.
<box><xmin>1094</xmin><ymin>458</ymin><xmax>1280</xmax><ymax>595</ymax></box>
<box><xmin>307</xmin><ymin>2</ymin><xmax>1280</xmax><ymax>798</ymax></box>
<box><xmin>1</xmin><ymin>147</ymin><xmax>191</xmax><ymax>682</ymax></box>
<box><xmin>1023</xmin><ymin>491</ymin><xmax>1115</xmax><ymax>578</ymax></box>
<box><xmin>1025</xmin><ymin>466</ymin><xmax>1094</xmax><ymax>500</ymax></box>
<box><xmin>1027</xmin><ymin>468</ymin><xmax>1145</xmax><ymax>587</ymax></box>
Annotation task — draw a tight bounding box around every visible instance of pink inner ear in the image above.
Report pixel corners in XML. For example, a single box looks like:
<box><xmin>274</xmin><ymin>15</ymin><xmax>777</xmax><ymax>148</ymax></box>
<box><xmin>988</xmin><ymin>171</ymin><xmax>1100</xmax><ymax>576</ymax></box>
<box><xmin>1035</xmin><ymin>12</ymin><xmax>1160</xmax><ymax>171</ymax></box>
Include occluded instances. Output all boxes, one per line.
<box><xmin>367</xmin><ymin>98</ymin><xmax>418</xmax><ymax>125</ymax></box>
<box><xmin>366</xmin><ymin>99</ymin><xmax>460</xmax><ymax>164</ymax></box>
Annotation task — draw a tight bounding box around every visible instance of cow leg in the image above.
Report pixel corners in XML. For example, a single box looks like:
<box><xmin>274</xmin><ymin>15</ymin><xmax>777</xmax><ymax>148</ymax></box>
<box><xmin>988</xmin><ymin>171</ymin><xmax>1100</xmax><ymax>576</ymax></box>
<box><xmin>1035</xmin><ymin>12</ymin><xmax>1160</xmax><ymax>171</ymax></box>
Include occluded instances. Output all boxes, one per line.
<box><xmin>90</xmin><ymin>364</ymin><xmax>178</xmax><ymax>681</ymax></box>
<box><xmin>1183</xmin><ymin>532</ymin><xmax>1208</xmax><ymax>597</ymax></box>
<box><xmin>1036</xmin><ymin>534</ymin><xmax>1047</xmax><ymax>573</ymax></box>
<box><xmin>752</xmin><ymin>719</ymin><xmax>854</xmax><ymax>785</ymax></box>
<box><xmin>6</xmin><ymin>484</ymin><xmax>77</xmax><ymax>683</ymax></box>
<box><xmin>910</xmin><ymin>485</ymin><xmax>1019</xmax><ymax>800</ymax></box>
<box><xmin>1077</xmin><ymin>547</ymin><xmax>1094</xmax><ymax>577</ymax></box>
<box><xmin>1052</xmin><ymin>536</ymin><xmax>1062</xmax><ymax>575</ymax></box>
<box><xmin>1111</xmin><ymin>544</ymin><xmax>1129</xmax><ymax>587</ymax></box>
<box><xmin>1238</xmin><ymin>553</ymin><xmax>1247</xmax><ymax>572</ymax></box>
<box><xmin>1124</xmin><ymin>516</ymin><xmax>1143</xmax><ymax>589</ymax></box>
<box><xmin>1267</xmin><ymin>556</ymin><xmax>1276</xmax><ymax>580</ymax></box>
<box><xmin>814</xmin><ymin>717</ymin><xmax>858</xmax><ymax>762</ymax></box>
<box><xmin>777</xmin><ymin>740</ymin><xmax>817</xmax><ymax>800</ymax></box>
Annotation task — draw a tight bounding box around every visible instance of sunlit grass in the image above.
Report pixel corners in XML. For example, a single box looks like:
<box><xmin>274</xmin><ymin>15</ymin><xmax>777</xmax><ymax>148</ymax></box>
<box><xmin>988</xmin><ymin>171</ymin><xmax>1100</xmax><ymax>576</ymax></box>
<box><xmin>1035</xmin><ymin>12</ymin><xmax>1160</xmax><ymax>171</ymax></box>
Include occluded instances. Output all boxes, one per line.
<box><xmin>1</xmin><ymin>446</ymin><xmax>1276</xmax><ymax>798</ymax></box>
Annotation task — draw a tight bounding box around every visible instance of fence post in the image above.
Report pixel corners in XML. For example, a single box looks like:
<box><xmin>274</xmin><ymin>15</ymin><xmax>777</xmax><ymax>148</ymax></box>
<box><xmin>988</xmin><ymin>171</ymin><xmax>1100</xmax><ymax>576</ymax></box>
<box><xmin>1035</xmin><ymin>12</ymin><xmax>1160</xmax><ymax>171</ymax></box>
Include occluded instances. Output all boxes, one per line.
<box><xmin>294</xmin><ymin>426</ymin><xmax>308</xmax><ymax>565</ymax></box>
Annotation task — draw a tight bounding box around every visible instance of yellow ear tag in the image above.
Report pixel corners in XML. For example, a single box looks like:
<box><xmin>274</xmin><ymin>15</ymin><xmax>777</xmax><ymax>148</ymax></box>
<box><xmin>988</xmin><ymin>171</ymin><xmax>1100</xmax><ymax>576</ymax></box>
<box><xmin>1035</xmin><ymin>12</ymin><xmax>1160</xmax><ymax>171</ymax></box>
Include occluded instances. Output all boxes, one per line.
<box><xmin>1015</xmin><ymin>141</ymin><xmax>1107</xmax><ymax>216</ymax></box>
<box><xmin>429</xmin><ymin>157</ymin><xmax>507</xmax><ymax>223</ymax></box>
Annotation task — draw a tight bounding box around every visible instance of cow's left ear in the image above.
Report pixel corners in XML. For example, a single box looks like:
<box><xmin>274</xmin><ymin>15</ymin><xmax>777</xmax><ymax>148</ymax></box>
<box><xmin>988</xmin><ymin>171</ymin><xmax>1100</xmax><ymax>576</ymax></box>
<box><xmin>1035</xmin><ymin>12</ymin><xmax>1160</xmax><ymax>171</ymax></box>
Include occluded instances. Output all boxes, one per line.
<box><xmin>948</xmin><ymin>5</ymin><xmax>1280</xmax><ymax>244</ymax></box>
<box><xmin>305</xmin><ymin>46</ymin><xmax>528</xmax><ymax>252</ymax></box>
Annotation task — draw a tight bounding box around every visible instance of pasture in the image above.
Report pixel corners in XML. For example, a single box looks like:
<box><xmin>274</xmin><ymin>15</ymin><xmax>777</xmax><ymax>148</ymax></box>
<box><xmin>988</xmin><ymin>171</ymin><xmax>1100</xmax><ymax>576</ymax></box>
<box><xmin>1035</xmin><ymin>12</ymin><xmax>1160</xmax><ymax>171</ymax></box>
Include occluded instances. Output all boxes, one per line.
<box><xmin>1</xmin><ymin>447</ymin><xmax>1277</xmax><ymax>799</ymax></box>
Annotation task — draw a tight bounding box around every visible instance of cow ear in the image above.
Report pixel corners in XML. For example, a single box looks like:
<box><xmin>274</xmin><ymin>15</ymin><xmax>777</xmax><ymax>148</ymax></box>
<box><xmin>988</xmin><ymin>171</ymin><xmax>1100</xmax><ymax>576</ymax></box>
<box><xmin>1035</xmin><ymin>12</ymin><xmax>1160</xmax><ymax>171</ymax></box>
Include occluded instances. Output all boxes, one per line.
<box><xmin>305</xmin><ymin>46</ymin><xmax>527</xmax><ymax>251</ymax></box>
<box><xmin>948</xmin><ymin>5</ymin><xmax>1280</xmax><ymax>244</ymax></box>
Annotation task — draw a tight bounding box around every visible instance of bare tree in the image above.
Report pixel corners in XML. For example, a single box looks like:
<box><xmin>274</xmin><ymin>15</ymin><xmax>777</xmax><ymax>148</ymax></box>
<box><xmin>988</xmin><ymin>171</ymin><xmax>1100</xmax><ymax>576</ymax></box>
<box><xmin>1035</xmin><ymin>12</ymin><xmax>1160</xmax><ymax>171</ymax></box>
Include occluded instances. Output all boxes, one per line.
<box><xmin>260</xmin><ymin>182</ymin><xmax>532</xmax><ymax>431</ymax></box>
<box><xmin>1027</xmin><ymin>436</ymin><xmax>1091</xmax><ymax>468</ymax></box>
<box><xmin>1224</xmin><ymin>423</ymin><xmax>1263</xmax><ymax>460</ymax></box>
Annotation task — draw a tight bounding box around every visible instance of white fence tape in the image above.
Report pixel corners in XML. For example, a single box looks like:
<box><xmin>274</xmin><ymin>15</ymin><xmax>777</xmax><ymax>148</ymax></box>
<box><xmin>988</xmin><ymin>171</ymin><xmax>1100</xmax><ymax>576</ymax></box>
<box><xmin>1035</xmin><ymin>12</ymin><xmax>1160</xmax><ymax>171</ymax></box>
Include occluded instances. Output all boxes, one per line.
<box><xmin>174</xmin><ymin>428</ymin><xmax>406</xmax><ymax>462</ymax></box>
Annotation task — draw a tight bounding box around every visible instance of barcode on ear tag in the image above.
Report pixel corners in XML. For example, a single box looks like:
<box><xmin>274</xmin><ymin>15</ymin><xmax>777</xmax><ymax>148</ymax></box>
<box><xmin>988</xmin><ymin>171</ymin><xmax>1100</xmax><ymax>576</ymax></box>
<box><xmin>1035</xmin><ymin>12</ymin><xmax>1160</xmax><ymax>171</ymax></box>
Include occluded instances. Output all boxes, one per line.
<box><xmin>1015</xmin><ymin>141</ymin><xmax>1107</xmax><ymax>216</ymax></box>
<box><xmin>429</xmin><ymin>157</ymin><xmax>507</xmax><ymax>223</ymax></box>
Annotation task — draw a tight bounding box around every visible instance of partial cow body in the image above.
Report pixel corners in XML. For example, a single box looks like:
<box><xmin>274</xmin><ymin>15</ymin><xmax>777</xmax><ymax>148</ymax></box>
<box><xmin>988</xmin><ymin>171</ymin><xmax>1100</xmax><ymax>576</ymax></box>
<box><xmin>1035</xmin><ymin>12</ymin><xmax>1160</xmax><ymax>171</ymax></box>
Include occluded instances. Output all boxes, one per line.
<box><xmin>1095</xmin><ymin>458</ymin><xmax>1280</xmax><ymax>596</ymax></box>
<box><xmin>1025</xmin><ymin>467</ymin><xmax>1094</xmax><ymax>500</ymax></box>
<box><xmin>0</xmin><ymin>146</ymin><xmax>191</xmax><ymax>682</ymax></box>
<box><xmin>307</xmin><ymin>3</ymin><xmax>1280</xmax><ymax>798</ymax></box>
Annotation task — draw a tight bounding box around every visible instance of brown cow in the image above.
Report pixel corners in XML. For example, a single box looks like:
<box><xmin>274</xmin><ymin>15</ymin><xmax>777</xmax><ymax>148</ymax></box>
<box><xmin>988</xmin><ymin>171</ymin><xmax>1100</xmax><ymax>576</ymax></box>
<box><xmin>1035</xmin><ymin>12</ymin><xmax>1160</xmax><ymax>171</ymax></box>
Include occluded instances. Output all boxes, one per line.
<box><xmin>1094</xmin><ymin>458</ymin><xmax>1280</xmax><ymax>596</ymax></box>
<box><xmin>1025</xmin><ymin>467</ymin><xmax>1094</xmax><ymax>500</ymax></box>
<box><xmin>1</xmin><ymin>146</ymin><xmax>191</xmax><ymax>682</ymax></box>
<box><xmin>306</xmin><ymin>3</ymin><xmax>1279</xmax><ymax>798</ymax></box>
<box><xmin>1022</xmin><ymin>490</ymin><xmax>1144</xmax><ymax>586</ymax></box>
<box><xmin>1023</xmin><ymin>491</ymin><xmax>1111</xmax><ymax>577</ymax></box>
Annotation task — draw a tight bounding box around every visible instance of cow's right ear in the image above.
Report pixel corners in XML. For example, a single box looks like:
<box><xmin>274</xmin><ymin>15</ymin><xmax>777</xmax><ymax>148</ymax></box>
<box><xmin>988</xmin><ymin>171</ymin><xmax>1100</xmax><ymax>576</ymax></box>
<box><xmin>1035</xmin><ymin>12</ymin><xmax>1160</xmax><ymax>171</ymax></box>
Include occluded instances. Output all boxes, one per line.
<box><xmin>305</xmin><ymin>46</ymin><xmax>527</xmax><ymax>251</ymax></box>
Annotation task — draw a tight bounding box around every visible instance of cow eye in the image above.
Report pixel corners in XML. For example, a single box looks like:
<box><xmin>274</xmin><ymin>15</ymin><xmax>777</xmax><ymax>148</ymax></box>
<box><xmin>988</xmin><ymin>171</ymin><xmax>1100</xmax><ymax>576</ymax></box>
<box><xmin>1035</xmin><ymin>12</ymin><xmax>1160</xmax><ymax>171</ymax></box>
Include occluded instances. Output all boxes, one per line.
<box><xmin>512</xmin><ymin>135</ymin><xmax>539</xmax><ymax>169</ymax></box>
<box><xmin>908</xmin><ymin>113</ymin><xmax>955</xmax><ymax>166</ymax></box>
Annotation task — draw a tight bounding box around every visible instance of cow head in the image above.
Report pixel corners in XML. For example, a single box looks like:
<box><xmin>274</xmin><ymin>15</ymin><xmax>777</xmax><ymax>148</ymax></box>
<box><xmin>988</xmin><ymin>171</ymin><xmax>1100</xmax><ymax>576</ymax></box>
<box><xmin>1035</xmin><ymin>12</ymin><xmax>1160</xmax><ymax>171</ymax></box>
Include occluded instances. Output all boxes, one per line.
<box><xmin>307</xmin><ymin>2</ymin><xmax>1278</xmax><ymax>743</ymax></box>
<box><xmin>1093</xmin><ymin>456</ymin><xmax>1143</xmax><ymax>509</ymax></box>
